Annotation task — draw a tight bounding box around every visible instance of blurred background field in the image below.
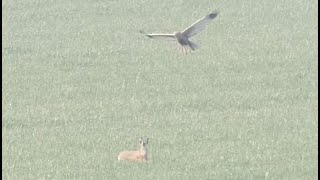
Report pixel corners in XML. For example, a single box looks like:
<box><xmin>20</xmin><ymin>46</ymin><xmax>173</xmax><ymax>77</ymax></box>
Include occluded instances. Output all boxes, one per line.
<box><xmin>2</xmin><ymin>0</ymin><xmax>318</xmax><ymax>179</ymax></box>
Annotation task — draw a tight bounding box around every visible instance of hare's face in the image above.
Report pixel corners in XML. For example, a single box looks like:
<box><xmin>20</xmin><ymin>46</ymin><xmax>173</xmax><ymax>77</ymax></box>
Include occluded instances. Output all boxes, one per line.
<box><xmin>139</xmin><ymin>138</ymin><xmax>148</xmax><ymax>152</ymax></box>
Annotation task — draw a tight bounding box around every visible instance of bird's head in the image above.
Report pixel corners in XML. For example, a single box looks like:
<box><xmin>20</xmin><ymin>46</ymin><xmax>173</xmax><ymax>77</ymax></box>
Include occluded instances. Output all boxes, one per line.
<box><xmin>173</xmin><ymin>31</ymin><xmax>182</xmax><ymax>38</ymax></box>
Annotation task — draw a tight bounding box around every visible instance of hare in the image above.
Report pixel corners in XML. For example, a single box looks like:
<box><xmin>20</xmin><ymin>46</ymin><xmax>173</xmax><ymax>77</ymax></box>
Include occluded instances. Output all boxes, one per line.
<box><xmin>118</xmin><ymin>137</ymin><xmax>149</xmax><ymax>163</ymax></box>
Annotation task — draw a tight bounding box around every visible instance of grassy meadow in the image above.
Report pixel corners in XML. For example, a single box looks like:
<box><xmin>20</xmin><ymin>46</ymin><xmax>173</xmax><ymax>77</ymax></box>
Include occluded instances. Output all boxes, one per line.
<box><xmin>2</xmin><ymin>0</ymin><xmax>318</xmax><ymax>179</ymax></box>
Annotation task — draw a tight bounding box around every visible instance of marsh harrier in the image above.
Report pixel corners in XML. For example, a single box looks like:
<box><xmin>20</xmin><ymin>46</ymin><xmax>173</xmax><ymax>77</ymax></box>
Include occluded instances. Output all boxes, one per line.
<box><xmin>140</xmin><ymin>11</ymin><xmax>220</xmax><ymax>53</ymax></box>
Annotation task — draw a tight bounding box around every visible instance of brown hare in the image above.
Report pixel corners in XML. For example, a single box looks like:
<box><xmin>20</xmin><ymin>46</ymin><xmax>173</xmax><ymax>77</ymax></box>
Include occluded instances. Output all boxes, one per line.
<box><xmin>118</xmin><ymin>137</ymin><xmax>149</xmax><ymax>163</ymax></box>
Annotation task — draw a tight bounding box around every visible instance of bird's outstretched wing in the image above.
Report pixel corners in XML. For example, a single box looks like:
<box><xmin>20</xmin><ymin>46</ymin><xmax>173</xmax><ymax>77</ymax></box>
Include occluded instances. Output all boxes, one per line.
<box><xmin>140</xmin><ymin>30</ymin><xmax>176</xmax><ymax>41</ymax></box>
<box><xmin>181</xmin><ymin>11</ymin><xmax>220</xmax><ymax>38</ymax></box>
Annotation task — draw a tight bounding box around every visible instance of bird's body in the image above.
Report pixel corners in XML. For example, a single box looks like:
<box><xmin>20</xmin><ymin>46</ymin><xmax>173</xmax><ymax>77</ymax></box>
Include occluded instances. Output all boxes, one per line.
<box><xmin>140</xmin><ymin>11</ymin><xmax>220</xmax><ymax>53</ymax></box>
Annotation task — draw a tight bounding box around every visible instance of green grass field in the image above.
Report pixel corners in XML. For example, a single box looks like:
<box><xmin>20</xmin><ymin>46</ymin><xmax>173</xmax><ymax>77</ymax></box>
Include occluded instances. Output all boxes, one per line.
<box><xmin>2</xmin><ymin>0</ymin><xmax>318</xmax><ymax>179</ymax></box>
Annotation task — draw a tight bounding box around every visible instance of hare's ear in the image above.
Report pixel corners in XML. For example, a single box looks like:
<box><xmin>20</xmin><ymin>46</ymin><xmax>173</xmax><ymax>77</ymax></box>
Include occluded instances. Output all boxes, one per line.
<box><xmin>146</xmin><ymin>138</ymin><xmax>149</xmax><ymax>145</ymax></box>
<box><xmin>139</xmin><ymin>137</ymin><xmax>143</xmax><ymax>144</ymax></box>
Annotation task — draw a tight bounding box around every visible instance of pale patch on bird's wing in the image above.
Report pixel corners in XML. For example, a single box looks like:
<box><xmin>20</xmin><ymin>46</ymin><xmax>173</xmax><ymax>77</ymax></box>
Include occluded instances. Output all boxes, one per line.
<box><xmin>140</xmin><ymin>30</ymin><xmax>176</xmax><ymax>41</ymax></box>
<box><xmin>181</xmin><ymin>10</ymin><xmax>220</xmax><ymax>38</ymax></box>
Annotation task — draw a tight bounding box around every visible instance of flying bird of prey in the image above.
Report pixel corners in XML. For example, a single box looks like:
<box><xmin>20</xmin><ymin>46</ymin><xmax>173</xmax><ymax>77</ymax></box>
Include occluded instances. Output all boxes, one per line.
<box><xmin>140</xmin><ymin>10</ymin><xmax>220</xmax><ymax>54</ymax></box>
